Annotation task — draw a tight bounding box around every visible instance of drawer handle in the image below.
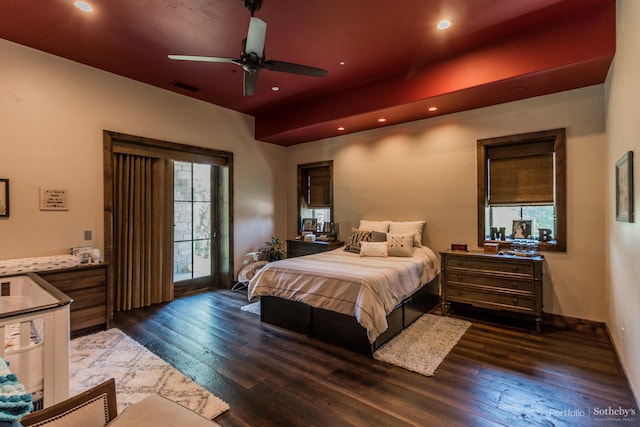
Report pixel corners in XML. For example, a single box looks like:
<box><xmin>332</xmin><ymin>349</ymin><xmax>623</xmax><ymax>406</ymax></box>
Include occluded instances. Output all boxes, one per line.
<box><xmin>512</xmin><ymin>265</ymin><xmax>518</xmax><ymax>272</ymax></box>
<box><xmin>512</xmin><ymin>298</ymin><xmax>519</xmax><ymax>305</ymax></box>
<box><xmin>512</xmin><ymin>282</ymin><xmax>518</xmax><ymax>289</ymax></box>
<box><xmin>457</xmin><ymin>291</ymin><xmax>463</xmax><ymax>297</ymax></box>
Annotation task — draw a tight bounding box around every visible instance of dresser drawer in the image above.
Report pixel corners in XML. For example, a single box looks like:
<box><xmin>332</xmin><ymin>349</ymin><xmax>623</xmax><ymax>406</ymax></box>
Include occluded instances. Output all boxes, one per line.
<box><xmin>446</xmin><ymin>284</ymin><xmax>535</xmax><ymax>311</ymax></box>
<box><xmin>38</xmin><ymin>264</ymin><xmax>108</xmax><ymax>334</ymax></box>
<box><xmin>447</xmin><ymin>272</ymin><xmax>534</xmax><ymax>293</ymax></box>
<box><xmin>39</xmin><ymin>268</ymin><xmax>106</xmax><ymax>292</ymax></box>
<box><xmin>445</xmin><ymin>256</ymin><xmax>534</xmax><ymax>276</ymax></box>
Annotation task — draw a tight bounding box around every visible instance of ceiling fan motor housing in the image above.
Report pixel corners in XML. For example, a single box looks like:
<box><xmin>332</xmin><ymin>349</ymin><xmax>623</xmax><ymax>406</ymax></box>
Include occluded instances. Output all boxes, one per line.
<box><xmin>243</xmin><ymin>0</ymin><xmax>262</xmax><ymax>15</ymax></box>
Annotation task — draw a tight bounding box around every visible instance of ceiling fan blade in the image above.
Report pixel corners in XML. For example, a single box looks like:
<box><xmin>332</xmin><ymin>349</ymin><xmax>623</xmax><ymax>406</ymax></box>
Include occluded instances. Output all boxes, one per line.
<box><xmin>244</xmin><ymin>71</ymin><xmax>259</xmax><ymax>96</ymax></box>
<box><xmin>264</xmin><ymin>60</ymin><xmax>328</xmax><ymax>77</ymax></box>
<box><xmin>168</xmin><ymin>55</ymin><xmax>236</xmax><ymax>64</ymax></box>
<box><xmin>245</xmin><ymin>17</ymin><xmax>267</xmax><ymax>57</ymax></box>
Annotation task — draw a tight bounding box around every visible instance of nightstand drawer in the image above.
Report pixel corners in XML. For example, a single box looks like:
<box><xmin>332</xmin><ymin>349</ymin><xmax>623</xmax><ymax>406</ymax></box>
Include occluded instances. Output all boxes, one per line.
<box><xmin>447</xmin><ymin>272</ymin><xmax>534</xmax><ymax>293</ymax></box>
<box><xmin>446</xmin><ymin>284</ymin><xmax>535</xmax><ymax>311</ymax></box>
<box><xmin>286</xmin><ymin>240</ymin><xmax>344</xmax><ymax>258</ymax></box>
<box><xmin>446</xmin><ymin>257</ymin><xmax>533</xmax><ymax>276</ymax></box>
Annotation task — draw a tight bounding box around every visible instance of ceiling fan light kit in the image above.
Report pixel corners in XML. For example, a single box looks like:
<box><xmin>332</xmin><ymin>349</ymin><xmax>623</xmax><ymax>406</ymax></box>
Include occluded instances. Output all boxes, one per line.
<box><xmin>168</xmin><ymin>0</ymin><xmax>327</xmax><ymax>96</ymax></box>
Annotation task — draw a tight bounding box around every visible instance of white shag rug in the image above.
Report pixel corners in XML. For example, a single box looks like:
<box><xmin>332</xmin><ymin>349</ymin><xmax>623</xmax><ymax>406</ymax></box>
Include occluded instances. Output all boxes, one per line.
<box><xmin>240</xmin><ymin>301</ymin><xmax>260</xmax><ymax>315</ymax></box>
<box><xmin>70</xmin><ymin>328</ymin><xmax>229</xmax><ymax>419</ymax></box>
<box><xmin>373</xmin><ymin>314</ymin><xmax>471</xmax><ymax>376</ymax></box>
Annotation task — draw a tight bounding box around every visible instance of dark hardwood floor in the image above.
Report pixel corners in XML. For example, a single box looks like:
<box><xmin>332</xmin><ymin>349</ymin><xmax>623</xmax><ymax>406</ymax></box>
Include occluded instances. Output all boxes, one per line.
<box><xmin>111</xmin><ymin>290</ymin><xmax>639</xmax><ymax>427</ymax></box>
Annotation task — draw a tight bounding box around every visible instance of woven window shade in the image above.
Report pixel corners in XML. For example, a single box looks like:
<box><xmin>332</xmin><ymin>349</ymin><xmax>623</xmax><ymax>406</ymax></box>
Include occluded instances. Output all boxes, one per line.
<box><xmin>488</xmin><ymin>141</ymin><xmax>554</xmax><ymax>205</ymax></box>
<box><xmin>305</xmin><ymin>167</ymin><xmax>331</xmax><ymax>207</ymax></box>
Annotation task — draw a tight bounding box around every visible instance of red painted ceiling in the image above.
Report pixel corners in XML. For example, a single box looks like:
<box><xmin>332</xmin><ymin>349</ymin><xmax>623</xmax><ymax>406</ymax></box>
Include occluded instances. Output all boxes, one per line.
<box><xmin>0</xmin><ymin>0</ymin><xmax>615</xmax><ymax>146</ymax></box>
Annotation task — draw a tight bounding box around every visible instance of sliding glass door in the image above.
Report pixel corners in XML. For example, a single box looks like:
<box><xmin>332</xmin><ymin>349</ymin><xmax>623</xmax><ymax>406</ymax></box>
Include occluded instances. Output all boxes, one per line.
<box><xmin>173</xmin><ymin>161</ymin><xmax>216</xmax><ymax>284</ymax></box>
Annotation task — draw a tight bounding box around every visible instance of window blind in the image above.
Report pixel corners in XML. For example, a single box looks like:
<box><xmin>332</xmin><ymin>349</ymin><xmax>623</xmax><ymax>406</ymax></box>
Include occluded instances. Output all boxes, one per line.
<box><xmin>304</xmin><ymin>166</ymin><xmax>331</xmax><ymax>207</ymax></box>
<box><xmin>487</xmin><ymin>141</ymin><xmax>554</xmax><ymax>205</ymax></box>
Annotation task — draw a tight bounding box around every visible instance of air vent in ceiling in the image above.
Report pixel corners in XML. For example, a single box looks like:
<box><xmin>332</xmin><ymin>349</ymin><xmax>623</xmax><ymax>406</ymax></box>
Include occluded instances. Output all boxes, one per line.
<box><xmin>170</xmin><ymin>80</ymin><xmax>201</xmax><ymax>92</ymax></box>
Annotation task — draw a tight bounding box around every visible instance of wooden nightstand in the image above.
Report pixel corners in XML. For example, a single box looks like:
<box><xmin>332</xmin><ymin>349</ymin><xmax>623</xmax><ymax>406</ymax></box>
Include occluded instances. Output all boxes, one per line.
<box><xmin>440</xmin><ymin>250</ymin><xmax>543</xmax><ymax>331</ymax></box>
<box><xmin>286</xmin><ymin>239</ymin><xmax>344</xmax><ymax>258</ymax></box>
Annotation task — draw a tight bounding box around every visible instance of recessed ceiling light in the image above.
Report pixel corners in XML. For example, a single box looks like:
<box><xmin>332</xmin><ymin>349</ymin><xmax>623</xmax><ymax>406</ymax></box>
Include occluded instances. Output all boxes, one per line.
<box><xmin>428</xmin><ymin>106</ymin><xmax>438</xmax><ymax>112</ymax></box>
<box><xmin>339</xmin><ymin>61</ymin><xmax>346</xmax><ymax>66</ymax></box>
<box><xmin>437</xmin><ymin>20</ymin><xmax>451</xmax><ymax>30</ymax></box>
<box><xmin>74</xmin><ymin>1</ymin><xmax>93</xmax><ymax>12</ymax></box>
<box><xmin>378</xmin><ymin>118</ymin><xmax>387</xmax><ymax>123</ymax></box>
<box><xmin>271</xmin><ymin>86</ymin><xmax>280</xmax><ymax>92</ymax></box>
<box><xmin>337</xmin><ymin>126</ymin><xmax>345</xmax><ymax>131</ymax></box>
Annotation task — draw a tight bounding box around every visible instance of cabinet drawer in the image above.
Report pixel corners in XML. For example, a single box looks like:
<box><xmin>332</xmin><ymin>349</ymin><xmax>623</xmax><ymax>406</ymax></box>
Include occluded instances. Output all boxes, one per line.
<box><xmin>447</xmin><ymin>272</ymin><xmax>534</xmax><ymax>293</ymax></box>
<box><xmin>65</xmin><ymin>286</ymin><xmax>107</xmax><ymax>311</ymax></box>
<box><xmin>446</xmin><ymin>257</ymin><xmax>534</xmax><ymax>276</ymax></box>
<box><xmin>289</xmin><ymin>246</ymin><xmax>322</xmax><ymax>257</ymax></box>
<box><xmin>71</xmin><ymin>305</ymin><xmax>107</xmax><ymax>330</ymax></box>
<box><xmin>287</xmin><ymin>240</ymin><xmax>344</xmax><ymax>258</ymax></box>
<box><xmin>446</xmin><ymin>284</ymin><xmax>534</xmax><ymax>311</ymax></box>
<box><xmin>40</xmin><ymin>268</ymin><xmax>106</xmax><ymax>292</ymax></box>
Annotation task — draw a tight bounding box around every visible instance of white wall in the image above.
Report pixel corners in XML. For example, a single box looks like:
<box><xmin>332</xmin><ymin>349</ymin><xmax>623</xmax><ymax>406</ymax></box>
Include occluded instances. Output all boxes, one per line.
<box><xmin>0</xmin><ymin>39</ymin><xmax>287</xmax><ymax>271</ymax></box>
<box><xmin>287</xmin><ymin>85</ymin><xmax>607</xmax><ymax>322</ymax></box>
<box><xmin>605</xmin><ymin>0</ymin><xmax>640</xmax><ymax>403</ymax></box>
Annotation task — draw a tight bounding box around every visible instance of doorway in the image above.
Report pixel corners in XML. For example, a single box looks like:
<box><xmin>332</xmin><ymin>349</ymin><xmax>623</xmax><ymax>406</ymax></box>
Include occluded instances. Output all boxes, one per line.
<box><xmin>173</xmin><ymin>161</ymin><xmax>216</xmax><ymax>287</ymax></box>
<box><xmin>103</xmin><ymin>131</ymin><xmax>234</xmax><ymax>313</ymax></box>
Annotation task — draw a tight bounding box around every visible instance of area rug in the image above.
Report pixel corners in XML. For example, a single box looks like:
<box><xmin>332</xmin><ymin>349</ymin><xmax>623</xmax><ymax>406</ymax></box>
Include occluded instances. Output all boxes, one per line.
<box><xmin>373</xmin><ymin>314</ymin><xmax>471</xmax><ymax>376</ymax></box>
<box><xmin>240</xmin><ymin>301</ymin><xmax>260</xmax><ymax>315</ymax></box>
<box><xmin>70</xmin><ymin>328</ymin><xmax>229</xmax><ymax>419</ymax></box>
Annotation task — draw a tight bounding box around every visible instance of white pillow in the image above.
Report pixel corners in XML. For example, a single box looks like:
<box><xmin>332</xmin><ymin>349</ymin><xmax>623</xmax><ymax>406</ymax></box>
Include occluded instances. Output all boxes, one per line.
<box><xmin>358</xmin><ymin>220</ymin><xmax>391</xmax><ymax>233</ymax></box>
<box><xmin>387</xmin><ymin>233</ymin><xmax>414</xmax><ymax>257</ymax></box>
<box><xmin>388</xmin><ymin>221</ymin><xmax>426</xmax><ymax>247</ymax></box>
<box><xmin>359</xmin><ymin>241</ymin><xmax>389</xmax><ymax>258</ymax></box>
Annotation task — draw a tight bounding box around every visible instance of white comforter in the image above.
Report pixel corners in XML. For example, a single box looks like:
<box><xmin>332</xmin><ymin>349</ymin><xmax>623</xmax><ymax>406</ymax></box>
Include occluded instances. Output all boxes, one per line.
<box><xmin>248</xmin><ymin>246</ymin><xmax>440</xmax><ymax>343</ymax></box>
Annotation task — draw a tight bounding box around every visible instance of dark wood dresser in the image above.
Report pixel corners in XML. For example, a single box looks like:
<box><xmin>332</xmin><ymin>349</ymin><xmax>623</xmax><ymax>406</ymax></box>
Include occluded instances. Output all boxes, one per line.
<box><xmin>440</xmin><ymin>250</ymin><xmax>544</xmax><ymax>331</ymax></box>
<box><xmin>286</xmin><ymin>239</ymin><xmax>344</xmax><ymax>258</ymax></box>
<box><xmin>39</xmin><ymin>263</ymin><xmax>108</xmax><ymax>336</ymax></box>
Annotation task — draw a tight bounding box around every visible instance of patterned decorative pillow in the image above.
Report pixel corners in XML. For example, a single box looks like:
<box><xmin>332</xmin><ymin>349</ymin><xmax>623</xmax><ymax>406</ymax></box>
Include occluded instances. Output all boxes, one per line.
<box><xmin>387</xmin><ymin>233</ymin><xmax>415</xmax><ymax>257</ymax></box>
<box><xmin>344</xmin><ymin>228</ymin><xmax>373</xmax><ymax>254</ymax></box>
<box><xmin>359</xmin><ymin>241</ymin><xmax>389</xmax><ymax>258</ymax></box>
<box><xmin>388</xmin><ymin>221</ymin><xmax>426</xmax><ymax>247</ymax></box>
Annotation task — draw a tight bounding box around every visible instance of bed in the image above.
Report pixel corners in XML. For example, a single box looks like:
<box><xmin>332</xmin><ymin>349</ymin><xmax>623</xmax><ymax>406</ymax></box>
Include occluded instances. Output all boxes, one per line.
<box><xmin>248</xmin><ymin>230</ymin><xmax>440</xmax><ymax>355</ymax></box>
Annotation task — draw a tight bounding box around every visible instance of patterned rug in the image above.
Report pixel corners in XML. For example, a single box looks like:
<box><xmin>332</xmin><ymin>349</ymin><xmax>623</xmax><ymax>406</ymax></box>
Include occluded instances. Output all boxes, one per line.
<box><xmin>373</xmin><ymin>314</ymin><xmax>471</xmax><ymax>376</ymax></box>
<box><xmin>70</xmin><ymin>328</ymin><xmax>229</xmax><ymax>419</ymax></box>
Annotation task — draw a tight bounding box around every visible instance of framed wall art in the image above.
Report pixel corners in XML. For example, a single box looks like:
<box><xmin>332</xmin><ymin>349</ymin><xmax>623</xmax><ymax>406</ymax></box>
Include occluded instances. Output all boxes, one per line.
<box><xmin>616</xmin><ymin>151</ymin><xmax>634</xmax><ymax>223</ymax></box>
<box><xmin>0</xmin><ymin>179</ymin><xmax>8</xmax><ymax>217</ymax></box>
<box><xmin>40</xmin><ymin>188</ymin><xmax>69</xmax><ymax>211</ymax></box>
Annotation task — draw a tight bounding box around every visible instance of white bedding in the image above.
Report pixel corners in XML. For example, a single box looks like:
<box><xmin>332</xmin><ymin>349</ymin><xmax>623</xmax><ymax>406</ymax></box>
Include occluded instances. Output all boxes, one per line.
<box><xmin>248</xmin><ymin>246</ymin><xmax>440</xmax><ymax>343</ymax></box>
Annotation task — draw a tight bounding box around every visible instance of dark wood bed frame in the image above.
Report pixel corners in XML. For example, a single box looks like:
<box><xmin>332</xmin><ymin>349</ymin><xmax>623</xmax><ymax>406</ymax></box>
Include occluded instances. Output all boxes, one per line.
<box><xmin>260</xmin><ymin>277</ymin><xmax>440</xmax><ymax>356</ymax></box>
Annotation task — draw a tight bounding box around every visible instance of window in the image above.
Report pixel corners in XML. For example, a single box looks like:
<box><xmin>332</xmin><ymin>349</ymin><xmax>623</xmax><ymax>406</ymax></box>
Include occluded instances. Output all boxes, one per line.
<box><xmin>174</xmin><ymin>161</ymin><xmax>214</xmax><ymax>282</ymax></box>
<box><xmin>477</xmin><ymin>128</ymin><xmax>566</xmax><ymax>252</ymax></box>
<box><xmin>297</xmin><ymin>161</ymin><xmax>334</xmax><ymax>235</ymax></box>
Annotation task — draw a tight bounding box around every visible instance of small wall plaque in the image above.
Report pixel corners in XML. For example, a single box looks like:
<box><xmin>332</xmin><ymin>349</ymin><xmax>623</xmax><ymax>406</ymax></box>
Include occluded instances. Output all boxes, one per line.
<box><xmin>40</xmin><ymin>188</ymin><xmax>68</xmax><ymax>211</ymax></box>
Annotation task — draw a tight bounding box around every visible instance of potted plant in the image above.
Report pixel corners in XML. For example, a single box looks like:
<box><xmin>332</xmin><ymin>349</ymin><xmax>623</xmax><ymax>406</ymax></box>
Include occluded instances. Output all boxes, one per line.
<box><xmin>261</xmin><ymin>237</ymin><xmax>286</xmax><ymax>262</ymax></box>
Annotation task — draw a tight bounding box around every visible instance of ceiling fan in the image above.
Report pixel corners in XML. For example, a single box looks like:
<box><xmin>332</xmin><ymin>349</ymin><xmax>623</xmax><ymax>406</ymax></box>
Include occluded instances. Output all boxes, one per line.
<box><xmin>168</xmin><ymin>0</ymin><xmax>328</xmax><ymax>96</ymax></box>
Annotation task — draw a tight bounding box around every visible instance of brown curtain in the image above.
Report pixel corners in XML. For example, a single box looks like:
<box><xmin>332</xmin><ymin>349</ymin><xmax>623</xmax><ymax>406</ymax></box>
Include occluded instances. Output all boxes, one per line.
<box><xmin>113</xmin><ymin>153</ymin><xmax>174</xmax><ymax>311</ymax></box>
